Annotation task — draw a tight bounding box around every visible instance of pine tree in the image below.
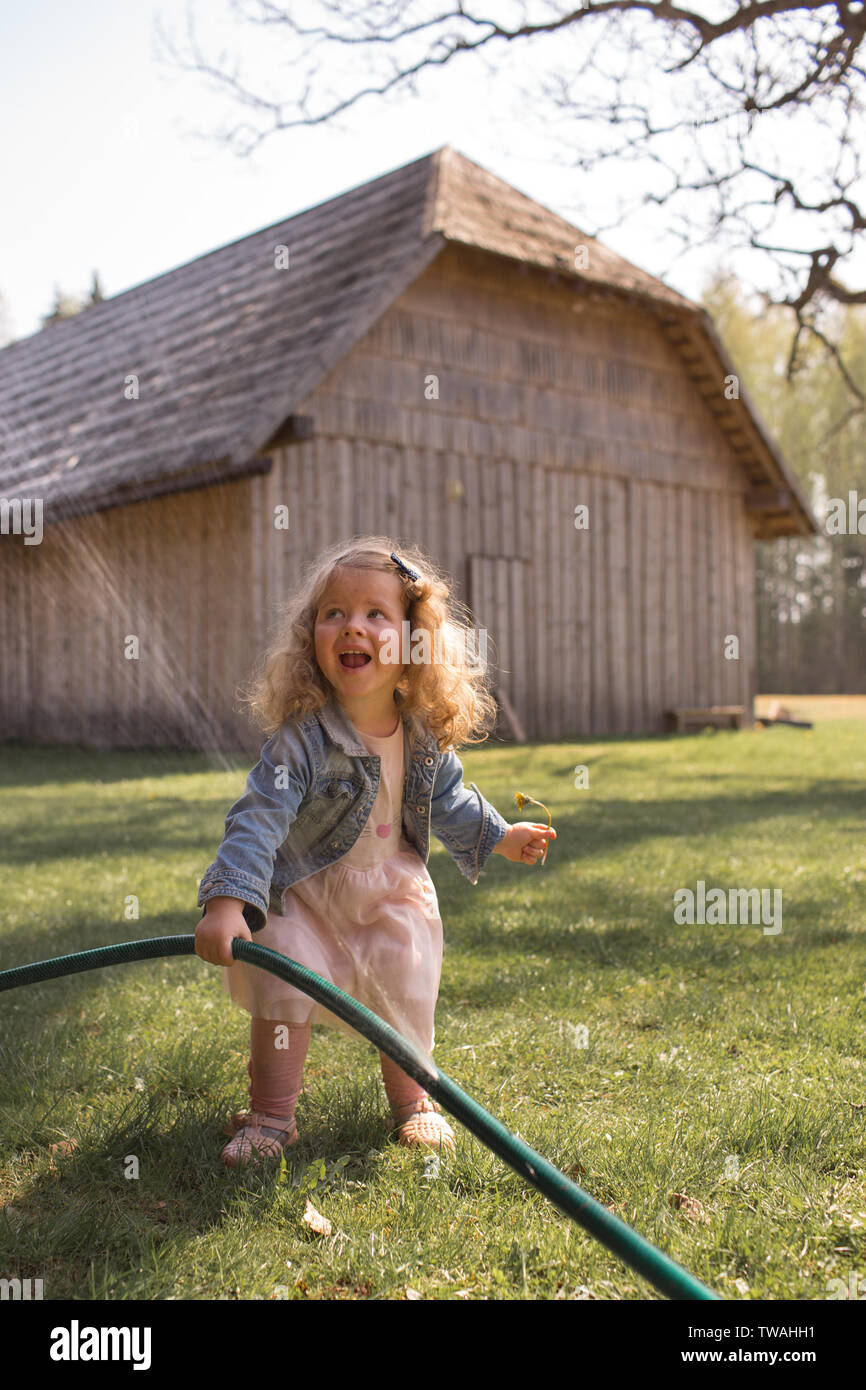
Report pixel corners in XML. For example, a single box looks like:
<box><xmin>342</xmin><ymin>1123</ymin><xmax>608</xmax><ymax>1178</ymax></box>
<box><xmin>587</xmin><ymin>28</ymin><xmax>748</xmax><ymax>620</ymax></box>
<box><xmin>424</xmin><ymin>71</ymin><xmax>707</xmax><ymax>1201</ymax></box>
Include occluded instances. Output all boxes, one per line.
<box><xmin>88</xmin><ymin>270</ymin><xmax>105</xmax><ymax>305</ymax></box>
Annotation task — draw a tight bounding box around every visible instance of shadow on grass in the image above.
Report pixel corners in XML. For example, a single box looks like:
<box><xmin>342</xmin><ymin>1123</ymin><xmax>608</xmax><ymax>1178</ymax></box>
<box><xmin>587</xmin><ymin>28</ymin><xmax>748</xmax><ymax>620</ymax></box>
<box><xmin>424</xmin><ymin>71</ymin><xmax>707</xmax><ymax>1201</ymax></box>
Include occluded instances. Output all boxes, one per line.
<box><xmin>0</xmin><ymin>1076</ymin><xmax>400</xmax><ymax>1296</ymax></box>
<box><xmin>0</xmin><ymin>741</ymin><xmax>253</xmax><ymax>786</ymax></box>
<box><xmin>440</xmin><ymin>891</ymin><xmax>863</xmax><ymax>1012</ymax></box>
<box><xmin>0</xmin><ymin>912</ymin><xmax>211</xmax><ymax>1046</ymax></box>
<box><xmin>0</xmin><ymin>797</ymin><xmax>241</xmax><ymax>866</ymax></box>
<box><xmin>3</xmin><ymin>774</ymin><xmax>864</xmax><ymax>873</ymax></box>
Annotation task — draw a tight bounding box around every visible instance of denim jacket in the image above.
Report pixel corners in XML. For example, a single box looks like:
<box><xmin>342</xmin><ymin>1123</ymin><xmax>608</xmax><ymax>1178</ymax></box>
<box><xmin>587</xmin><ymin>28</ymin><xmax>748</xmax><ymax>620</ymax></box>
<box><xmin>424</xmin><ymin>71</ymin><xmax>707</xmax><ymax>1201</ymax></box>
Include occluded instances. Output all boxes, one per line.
<box><xmin>197</xmin><ymin>690</ymin><xmax>511</xmax><ymax>932</ymax></box>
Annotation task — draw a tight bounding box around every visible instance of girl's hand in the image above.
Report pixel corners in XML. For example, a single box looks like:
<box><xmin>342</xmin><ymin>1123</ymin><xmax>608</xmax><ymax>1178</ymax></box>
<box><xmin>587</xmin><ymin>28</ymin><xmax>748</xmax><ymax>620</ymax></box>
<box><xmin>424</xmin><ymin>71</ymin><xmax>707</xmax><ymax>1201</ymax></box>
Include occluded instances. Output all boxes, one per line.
<box><xmin>195</xmin><ymin>900</ymin><xmax>252</xmax><ymax>966</ymax></box>
<box><xmin>496</xmin><ymin>822</ymin><xmax>557</xmax><ymax>866</ymax></box>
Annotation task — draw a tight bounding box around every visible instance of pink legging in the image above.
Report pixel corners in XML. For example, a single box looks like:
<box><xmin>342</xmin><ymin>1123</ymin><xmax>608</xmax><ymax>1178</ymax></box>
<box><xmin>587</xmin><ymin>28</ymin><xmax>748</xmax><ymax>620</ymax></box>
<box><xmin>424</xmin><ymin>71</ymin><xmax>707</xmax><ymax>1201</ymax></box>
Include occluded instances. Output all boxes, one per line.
<box><xmin>247</xmin><ymin>1017</ymin><xmax>428</xmax><ymax>1126</ymax></box>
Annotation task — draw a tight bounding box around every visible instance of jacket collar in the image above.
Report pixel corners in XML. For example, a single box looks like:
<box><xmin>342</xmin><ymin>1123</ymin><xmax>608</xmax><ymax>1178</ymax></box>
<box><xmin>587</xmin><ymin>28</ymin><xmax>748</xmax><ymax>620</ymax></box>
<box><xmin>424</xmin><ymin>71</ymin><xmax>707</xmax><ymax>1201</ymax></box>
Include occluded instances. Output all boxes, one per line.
<box><xmin>315</xmin><ymin>688</ymin><xmax>438</xmax><ymax>757</ymax></box>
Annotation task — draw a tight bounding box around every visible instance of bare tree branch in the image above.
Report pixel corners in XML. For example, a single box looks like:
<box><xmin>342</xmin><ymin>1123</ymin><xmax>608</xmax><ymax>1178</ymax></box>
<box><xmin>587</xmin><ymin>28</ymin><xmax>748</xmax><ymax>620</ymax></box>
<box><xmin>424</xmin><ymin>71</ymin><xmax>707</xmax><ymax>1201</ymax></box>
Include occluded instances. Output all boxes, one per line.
<box><xmin>156</xmin><ymin>0</ymin><xmax>866</xmax><ymax>414</ymax></box>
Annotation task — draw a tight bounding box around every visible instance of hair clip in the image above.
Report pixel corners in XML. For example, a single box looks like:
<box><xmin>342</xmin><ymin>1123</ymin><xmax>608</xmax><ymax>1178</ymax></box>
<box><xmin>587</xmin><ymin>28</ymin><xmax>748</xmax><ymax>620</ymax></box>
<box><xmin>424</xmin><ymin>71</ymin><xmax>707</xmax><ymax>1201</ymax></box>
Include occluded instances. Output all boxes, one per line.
<box><xmin>390</xmin><ymin>552</ymin><xmax>420</xmax><ymax>582</ymax></box>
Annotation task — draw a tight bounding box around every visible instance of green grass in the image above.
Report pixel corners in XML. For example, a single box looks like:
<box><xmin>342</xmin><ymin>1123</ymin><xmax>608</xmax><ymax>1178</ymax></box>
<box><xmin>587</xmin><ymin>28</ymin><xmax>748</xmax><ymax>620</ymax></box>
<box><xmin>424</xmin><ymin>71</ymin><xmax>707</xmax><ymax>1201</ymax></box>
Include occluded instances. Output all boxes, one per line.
<box><xmin>1</xmin><ymin>716</ymin><xmax>865</xmax><ymax>1301</ymax></box>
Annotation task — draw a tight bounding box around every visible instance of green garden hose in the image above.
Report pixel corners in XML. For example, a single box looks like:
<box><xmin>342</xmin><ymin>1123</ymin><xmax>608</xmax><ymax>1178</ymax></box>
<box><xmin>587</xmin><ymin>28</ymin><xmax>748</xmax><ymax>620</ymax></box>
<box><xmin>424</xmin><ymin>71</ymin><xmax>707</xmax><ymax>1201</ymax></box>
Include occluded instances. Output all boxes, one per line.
<box><xmin>0</xmin><ymin>934</ymin><xmax>720</xmax><ymax>1301</ymax></box>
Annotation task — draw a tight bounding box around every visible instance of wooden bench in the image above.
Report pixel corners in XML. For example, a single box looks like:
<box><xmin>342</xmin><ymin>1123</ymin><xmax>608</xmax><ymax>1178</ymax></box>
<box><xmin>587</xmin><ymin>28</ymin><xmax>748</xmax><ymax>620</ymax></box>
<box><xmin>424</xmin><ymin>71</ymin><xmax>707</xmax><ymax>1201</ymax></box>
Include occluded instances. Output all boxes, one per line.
<box><xmin>664</xmin><ymin>706</ymin><xmax>746</xmax><ymax>732</ymax></box>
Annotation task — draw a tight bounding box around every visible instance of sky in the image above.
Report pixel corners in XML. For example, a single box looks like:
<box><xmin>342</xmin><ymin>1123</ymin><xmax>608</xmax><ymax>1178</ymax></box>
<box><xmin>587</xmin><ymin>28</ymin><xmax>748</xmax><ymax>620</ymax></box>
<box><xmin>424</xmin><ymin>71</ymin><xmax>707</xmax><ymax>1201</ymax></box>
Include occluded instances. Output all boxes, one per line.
<box><xmin>1</xmin><ymin>0</ymin><xmax>861</xmax><ymax>343</ymax></box>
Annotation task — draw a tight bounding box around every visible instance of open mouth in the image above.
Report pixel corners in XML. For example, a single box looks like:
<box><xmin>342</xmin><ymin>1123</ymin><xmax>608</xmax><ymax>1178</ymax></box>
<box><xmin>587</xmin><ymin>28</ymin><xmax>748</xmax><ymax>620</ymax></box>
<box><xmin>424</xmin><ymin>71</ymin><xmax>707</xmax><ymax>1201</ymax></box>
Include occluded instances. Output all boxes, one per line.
<box><xmin>339</xmin><ymin>652</ymin><xmax>372</xmax><ymax>669</ymax></box>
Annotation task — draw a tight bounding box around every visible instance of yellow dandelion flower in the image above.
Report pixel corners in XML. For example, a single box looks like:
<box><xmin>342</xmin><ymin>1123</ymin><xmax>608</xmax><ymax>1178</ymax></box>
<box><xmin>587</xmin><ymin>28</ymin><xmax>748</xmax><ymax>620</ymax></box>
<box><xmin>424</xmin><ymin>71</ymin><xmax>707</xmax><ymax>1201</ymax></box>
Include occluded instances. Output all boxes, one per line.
<box><xmin>513</xmin><ymin>791</ymin><xmax>552</xmax><ymax>865</ymax></box>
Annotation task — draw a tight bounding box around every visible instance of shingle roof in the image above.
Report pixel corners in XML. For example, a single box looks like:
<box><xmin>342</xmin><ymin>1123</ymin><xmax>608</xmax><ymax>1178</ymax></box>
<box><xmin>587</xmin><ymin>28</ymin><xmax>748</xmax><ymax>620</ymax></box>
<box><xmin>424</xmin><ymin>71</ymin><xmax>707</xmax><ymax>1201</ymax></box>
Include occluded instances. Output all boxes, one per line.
<box><xmin>430</xmin><ymin>145</ymin><xmax>693</xmax><ymax>308</ymax></box>
<box><xmin>0</xmin><ymin>145</ymin><xmax>815</xmax><ymax>534</ymax></box>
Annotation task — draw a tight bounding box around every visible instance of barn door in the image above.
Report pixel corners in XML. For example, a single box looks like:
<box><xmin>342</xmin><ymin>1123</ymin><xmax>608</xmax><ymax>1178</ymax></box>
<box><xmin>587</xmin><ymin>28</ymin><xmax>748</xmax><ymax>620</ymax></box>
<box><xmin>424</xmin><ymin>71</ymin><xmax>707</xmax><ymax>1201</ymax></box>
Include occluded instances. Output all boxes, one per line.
<box><xmin>467</xmin><ymin>554</ymin><xmax>527</xmax><ymax>740</ymax></box>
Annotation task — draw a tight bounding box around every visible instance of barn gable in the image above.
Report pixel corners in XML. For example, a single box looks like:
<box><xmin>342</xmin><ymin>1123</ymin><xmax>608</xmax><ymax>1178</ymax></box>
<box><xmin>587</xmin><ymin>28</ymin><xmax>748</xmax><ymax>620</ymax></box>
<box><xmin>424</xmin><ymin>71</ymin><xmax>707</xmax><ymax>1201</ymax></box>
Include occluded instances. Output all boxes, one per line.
<box><xmin>0</xmin><ymin>147</ymin><xmax>814</xmax><ymax>540</ymax></box>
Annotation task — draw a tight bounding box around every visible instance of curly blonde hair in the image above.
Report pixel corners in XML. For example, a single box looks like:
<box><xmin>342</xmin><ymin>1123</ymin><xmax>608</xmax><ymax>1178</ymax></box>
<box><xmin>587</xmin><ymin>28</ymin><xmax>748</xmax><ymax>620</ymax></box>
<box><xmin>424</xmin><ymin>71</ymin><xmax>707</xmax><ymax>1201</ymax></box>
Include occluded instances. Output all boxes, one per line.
<box><xmin>237</xmin><ymin>535</ymin><xmax>500</xmax><ymax>751</ymax></box>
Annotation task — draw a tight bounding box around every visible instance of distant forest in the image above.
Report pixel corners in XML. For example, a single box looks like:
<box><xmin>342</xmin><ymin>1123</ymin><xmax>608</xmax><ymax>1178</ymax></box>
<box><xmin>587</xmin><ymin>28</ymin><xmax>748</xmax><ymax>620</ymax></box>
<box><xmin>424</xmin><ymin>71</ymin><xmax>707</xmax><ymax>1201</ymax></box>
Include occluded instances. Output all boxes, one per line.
<box><xmin>702</xmin><ymin>273</ymin><xmax>866</xmax><ymax>694</ymax></box>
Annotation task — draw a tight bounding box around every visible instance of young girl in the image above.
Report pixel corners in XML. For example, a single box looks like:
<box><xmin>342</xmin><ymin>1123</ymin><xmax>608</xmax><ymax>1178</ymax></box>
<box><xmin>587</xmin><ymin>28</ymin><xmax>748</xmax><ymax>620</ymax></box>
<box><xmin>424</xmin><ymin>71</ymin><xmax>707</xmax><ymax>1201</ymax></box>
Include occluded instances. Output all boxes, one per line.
<box><xmin>195</xmin><ymin>536</ymin><xmax>556</xmax><ymax>1164</ymax></box>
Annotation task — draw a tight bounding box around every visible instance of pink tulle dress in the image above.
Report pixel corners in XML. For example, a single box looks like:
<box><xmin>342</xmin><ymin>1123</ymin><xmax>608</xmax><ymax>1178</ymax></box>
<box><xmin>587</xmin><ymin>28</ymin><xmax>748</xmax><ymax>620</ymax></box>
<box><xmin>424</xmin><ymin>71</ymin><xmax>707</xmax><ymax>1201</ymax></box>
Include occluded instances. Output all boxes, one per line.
<box><xmin>221</xmin><ymin>715</ymin><xmax>444</xmax><ymax>1063</ymax></box>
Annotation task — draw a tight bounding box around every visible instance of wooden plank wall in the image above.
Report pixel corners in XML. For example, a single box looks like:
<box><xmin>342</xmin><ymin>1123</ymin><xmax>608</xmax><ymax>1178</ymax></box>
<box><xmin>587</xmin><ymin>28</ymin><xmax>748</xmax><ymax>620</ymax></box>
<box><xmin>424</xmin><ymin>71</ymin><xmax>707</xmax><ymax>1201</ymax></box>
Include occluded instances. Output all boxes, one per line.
<box><xmin>250</xmin><ymin>450</ymin><xmax>753</xmax><ymax>743</ymax></box>
<box><xmin>0</xmin><ymin>241</ymin><xmax>758</xmax><ymax>747</ymax></box>
<box><xmin>0</xmin><ymin>481</ymin><xmax>257</xmax><ymax>748</ymax></box>
<box><xmin>281</xmin><ymin>243</ymin><xmax>757</xmax><ymax>739</ymax></box>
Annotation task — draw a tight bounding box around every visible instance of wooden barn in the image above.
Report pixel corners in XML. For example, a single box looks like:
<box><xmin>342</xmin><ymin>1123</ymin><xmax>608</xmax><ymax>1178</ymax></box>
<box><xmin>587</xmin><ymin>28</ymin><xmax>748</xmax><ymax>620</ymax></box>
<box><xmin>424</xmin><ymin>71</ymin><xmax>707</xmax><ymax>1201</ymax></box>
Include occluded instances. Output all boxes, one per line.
<box><xmin>0</xmin><ymin>146</ymin><xmax>816</xmax><ymax>751</ymax></box>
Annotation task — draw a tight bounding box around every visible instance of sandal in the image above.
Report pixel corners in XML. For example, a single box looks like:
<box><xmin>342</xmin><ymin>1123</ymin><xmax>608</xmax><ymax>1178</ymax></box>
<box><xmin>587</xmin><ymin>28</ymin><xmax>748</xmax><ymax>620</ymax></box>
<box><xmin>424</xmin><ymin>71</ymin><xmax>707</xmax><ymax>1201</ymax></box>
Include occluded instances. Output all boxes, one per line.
<box><xmin>391</xmin><ymin>1097</ymin><xmax>455</xmax><ymax>1151</ymax></box>
<box><xmin>220</xmin><ymin>1110</ymin><xmax>298</xmax><ymax>1167</ymax></box>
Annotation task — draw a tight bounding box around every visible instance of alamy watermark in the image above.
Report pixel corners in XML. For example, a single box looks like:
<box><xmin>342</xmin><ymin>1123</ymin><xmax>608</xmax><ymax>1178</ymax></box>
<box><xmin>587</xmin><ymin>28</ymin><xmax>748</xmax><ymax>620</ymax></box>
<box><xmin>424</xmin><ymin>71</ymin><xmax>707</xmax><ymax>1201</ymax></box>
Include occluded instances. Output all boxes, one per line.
<box><xmin>49</xmin><ymin>1321</ymin><xmax>152</xmax><ymax>1370</ymax></box>
<box><xmin>559</xmin><ymin>1021</ymin><xmax>589</xmax><ymax>1048</ymax></box>
<box><xmin>377</xmin><ymin>621</ymin><xmax>487</xmax><ymax>670</ymax></box>
<box><xmin>826</xmin><ymin>1271</ymin><xmax>866</xmax><ymax>1299</ymax></box>
<box><xmin>825</xmin><ymin>491</ymin><xmax>866</xmax><ymax>535</ymax></box>
<box><xmin>0</xmin><ymin>498</ymin><xmax>43</xmax><ymax>545</ymax></box>
<box><xmin>673</xmin><ymin>880</ymin><xmax>782</xmax><ymax>935</ymax></box>
<box><xmin>0</xmin><ymin>1275</ymin><xmax>43</xmax><ymax>1299</ymax></box>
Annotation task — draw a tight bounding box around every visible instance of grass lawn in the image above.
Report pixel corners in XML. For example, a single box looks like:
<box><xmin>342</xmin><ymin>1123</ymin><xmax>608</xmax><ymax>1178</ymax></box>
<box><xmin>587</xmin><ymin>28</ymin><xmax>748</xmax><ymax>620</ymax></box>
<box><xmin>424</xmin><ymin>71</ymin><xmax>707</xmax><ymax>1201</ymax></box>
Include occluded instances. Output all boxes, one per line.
<box><xmin>1</xmin><ymin>702</ymin><xmax>865</xmax><ymax>1302</ymax></box>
